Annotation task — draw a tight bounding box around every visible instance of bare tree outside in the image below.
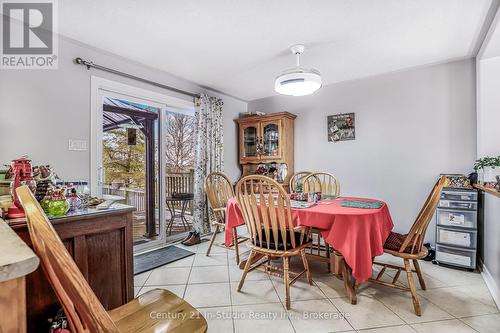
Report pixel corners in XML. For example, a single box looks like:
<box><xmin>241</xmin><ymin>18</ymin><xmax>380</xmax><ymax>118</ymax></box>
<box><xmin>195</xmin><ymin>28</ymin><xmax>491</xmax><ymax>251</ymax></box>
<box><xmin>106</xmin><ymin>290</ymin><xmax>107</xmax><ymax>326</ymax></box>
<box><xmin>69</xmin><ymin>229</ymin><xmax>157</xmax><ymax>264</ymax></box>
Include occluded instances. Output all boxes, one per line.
<box><xmin>165</xmin><ymin>112</ymin><xmax>195</xmax><ymax>172</ymax></box>
<box><xmin>103</xmin><ymin>129</ymin><xmax>146</xmax><ymax>189</ymax></box>
<box><xmin>102</xmin><ymin>112</ymin><xmax>195</xmax><ymax>189</ymax></box>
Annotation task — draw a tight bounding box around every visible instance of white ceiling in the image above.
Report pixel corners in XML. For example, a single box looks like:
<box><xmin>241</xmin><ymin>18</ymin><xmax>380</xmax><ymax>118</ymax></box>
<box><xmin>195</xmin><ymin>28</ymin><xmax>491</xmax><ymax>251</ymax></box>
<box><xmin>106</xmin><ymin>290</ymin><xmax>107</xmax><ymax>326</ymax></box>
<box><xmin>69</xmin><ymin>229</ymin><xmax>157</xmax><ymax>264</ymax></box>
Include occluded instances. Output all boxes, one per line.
<box><xmin>60</xmin><ymin>0</ymin><xmax>494</xmax><ymax>101</ymax></box>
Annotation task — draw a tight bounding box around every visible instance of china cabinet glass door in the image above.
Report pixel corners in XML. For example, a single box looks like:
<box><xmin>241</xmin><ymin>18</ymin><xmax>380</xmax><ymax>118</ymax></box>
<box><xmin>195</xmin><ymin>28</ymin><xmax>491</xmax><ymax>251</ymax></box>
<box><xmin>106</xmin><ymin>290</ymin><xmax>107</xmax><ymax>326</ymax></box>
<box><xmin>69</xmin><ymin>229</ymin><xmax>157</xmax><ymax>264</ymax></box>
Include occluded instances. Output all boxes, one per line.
<box><xmin>261</xmin><ymin>120</ymin><xmax>281</xmax><ymax>158</ymax></box>
<box><xmin>242</xmin><ymin>124</ymin><xmax>259</xmax><ymax>158</ymax></box>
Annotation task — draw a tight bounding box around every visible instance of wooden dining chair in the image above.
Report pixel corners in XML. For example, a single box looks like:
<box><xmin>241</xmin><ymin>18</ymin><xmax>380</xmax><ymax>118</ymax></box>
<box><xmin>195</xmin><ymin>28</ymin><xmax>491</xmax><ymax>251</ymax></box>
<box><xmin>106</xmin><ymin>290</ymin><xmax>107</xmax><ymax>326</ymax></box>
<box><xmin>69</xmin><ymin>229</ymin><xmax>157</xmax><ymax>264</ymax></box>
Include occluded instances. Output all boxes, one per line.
<box><xmin>205</xmin><ymin>172</ymin><xmax>247</xmax><ymax>264</ymax></box>
<box><xmin>289</xmin><ymin>171</ymin><xmax>312</xmax><ymax>193</ymax></box>
<box><xmin>302</xmin><ymin>171</ymin><xmax>341</xmax><ymax>271</ymax></box>
<box><xmin>303</xmin><ymin>171</ymin><xmax>340</xmax><ymax>196</ymax></box>
<box><xmin>16</xmin><ymin>185</ymin><xmax>207</xmax><ymax>333</ymax></box>
<box><xmin>370</xmin><ymin>176</ymin><xmax>447</xmax><ymax>316</ymax></box>
<box><xmin>236</xmin><ymin>175</ymin><xmax>313</xmax><ymax>310</ymax></box>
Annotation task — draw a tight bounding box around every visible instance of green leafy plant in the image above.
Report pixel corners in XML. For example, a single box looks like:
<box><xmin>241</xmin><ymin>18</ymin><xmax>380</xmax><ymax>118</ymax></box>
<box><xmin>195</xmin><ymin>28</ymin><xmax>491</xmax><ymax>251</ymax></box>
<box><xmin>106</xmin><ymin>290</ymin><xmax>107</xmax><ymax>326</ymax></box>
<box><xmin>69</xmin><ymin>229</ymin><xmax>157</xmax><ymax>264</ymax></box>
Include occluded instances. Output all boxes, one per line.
<box><xmin>474</xmin><ymin>156</ymin><xmax>500</xmax><ymax>170</ymax></box>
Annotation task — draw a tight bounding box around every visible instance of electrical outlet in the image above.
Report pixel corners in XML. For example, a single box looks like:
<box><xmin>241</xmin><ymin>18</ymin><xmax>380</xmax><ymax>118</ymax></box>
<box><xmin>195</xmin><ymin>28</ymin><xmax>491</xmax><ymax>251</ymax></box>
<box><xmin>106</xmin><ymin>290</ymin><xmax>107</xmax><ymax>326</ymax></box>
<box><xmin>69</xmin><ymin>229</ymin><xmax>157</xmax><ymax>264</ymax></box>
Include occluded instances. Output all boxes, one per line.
<box><xmin>68</xmin><ymin>139</ymin><xmax>88</xmax><ymax>151</ymax></box>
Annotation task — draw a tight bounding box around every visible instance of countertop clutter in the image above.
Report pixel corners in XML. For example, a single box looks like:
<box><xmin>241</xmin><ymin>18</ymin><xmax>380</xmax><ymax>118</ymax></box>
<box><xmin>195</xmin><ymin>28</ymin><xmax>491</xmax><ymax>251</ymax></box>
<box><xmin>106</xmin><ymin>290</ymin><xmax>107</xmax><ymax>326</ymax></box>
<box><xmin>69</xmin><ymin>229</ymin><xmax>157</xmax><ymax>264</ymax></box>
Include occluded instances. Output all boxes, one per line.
<box><xmin>0</xmin><ymin>156</ymin><xmax>109</xmax><ymax>222</ymax></box>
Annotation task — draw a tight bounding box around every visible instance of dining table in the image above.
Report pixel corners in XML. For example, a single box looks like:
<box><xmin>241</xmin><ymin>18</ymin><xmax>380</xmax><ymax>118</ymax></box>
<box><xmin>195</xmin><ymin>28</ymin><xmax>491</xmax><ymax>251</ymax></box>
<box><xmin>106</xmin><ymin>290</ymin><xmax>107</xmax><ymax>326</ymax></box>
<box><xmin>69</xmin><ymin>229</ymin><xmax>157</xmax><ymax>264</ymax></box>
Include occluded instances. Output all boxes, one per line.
<box><xmin>224</xmin><ymin>196</ymin><xmax>394</xmax><ymax>304</ymax></box>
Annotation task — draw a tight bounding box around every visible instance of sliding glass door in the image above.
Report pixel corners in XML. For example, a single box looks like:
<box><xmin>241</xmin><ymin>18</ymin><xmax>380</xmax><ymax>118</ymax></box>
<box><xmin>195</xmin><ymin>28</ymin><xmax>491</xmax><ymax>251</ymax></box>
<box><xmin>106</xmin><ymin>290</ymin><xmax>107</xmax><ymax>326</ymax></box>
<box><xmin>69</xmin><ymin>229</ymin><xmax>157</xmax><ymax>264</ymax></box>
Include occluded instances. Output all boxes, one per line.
<box><xmin>164</xmin><ymin>106</ymin><xmax>196</xmax><ymax>242</ymax></box>
<box><xmin>96</xmin><ymin>90</ymin><xmax>164</xmax><ymax>251</ymax></box>
<box><xmin>91</xmin><ymin>77</ymin><xmax>195</xmax><ymax>253</ymax></box>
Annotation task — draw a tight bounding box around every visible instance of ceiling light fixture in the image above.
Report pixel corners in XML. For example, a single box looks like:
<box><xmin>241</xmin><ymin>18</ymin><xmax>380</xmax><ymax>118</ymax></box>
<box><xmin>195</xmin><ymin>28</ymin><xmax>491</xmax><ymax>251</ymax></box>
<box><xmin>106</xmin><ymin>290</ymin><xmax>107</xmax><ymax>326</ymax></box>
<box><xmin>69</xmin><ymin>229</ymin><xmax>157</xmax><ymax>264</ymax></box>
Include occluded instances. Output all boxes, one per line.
<box><xmin>275</xmin><ymin>44</ymin><xmax>322</xmax><ymax>96</ymax></box>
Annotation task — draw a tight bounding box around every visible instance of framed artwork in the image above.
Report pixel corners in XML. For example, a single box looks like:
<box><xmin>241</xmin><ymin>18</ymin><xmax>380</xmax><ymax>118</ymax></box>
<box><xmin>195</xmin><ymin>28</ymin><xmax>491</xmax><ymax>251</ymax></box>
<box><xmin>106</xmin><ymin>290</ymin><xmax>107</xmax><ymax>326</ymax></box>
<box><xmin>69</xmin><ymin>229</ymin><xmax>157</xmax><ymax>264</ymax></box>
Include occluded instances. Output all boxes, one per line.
<box><xmin>327</xmin><ymin>113</ymin><xmax>355</xmax><ymax>142</ymax></box>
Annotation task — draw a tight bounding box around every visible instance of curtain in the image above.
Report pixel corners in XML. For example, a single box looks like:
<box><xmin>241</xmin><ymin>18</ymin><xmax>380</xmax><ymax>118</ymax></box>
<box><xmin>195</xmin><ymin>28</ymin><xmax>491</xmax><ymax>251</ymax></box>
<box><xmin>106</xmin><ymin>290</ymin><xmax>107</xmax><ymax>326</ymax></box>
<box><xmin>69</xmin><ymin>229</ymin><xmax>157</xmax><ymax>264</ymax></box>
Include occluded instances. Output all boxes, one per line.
<box><xmin>192</xmin><ymin>93</ymin><xmax>224</xmax><ymax>233</ymax></box>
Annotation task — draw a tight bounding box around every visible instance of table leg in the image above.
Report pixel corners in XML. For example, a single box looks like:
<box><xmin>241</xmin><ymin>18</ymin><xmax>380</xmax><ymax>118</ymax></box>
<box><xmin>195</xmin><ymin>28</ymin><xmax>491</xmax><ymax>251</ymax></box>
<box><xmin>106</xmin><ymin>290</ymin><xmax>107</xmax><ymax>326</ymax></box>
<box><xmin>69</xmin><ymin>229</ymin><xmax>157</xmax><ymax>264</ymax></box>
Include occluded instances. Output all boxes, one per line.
<box><xmin>334</xmin><ymin>250</ymin><xmax>357</xmax><ymax>305</ymax></box>
<box><xmin>331</xmin><ymin>251</ymin><xmax>343</xmax><ymax>276</ymax></box>
<box><xmin>180</xmin><ymin>200</ymin><xmax>189</xmax><ymax>231</ymax></box>
<box><xmin>165</xmin><ymin>201</ymin><xmax>176</xmax><ymax>235</ymax></box>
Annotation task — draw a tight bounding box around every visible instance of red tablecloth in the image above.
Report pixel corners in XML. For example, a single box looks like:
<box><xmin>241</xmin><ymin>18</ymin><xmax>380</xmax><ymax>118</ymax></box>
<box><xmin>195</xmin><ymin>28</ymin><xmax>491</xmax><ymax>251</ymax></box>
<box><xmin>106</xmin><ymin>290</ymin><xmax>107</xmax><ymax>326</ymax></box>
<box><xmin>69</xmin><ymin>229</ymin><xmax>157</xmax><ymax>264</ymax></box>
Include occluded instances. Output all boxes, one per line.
<box><xmin>225</xmin><ymin>197</ymin><xmax>394</xmax><ymax>283</ymax></box>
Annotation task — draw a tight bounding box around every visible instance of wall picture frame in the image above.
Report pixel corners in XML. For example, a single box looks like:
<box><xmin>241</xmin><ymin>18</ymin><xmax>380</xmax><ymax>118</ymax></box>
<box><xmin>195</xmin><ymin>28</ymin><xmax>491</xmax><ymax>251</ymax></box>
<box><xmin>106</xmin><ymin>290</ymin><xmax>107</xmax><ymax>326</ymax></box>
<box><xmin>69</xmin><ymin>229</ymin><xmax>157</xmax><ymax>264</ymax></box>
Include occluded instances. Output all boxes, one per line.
<box><xmin>327</xmin><ymin>113</ymin><xmax>355</xmax><ymax>142</ymax></box>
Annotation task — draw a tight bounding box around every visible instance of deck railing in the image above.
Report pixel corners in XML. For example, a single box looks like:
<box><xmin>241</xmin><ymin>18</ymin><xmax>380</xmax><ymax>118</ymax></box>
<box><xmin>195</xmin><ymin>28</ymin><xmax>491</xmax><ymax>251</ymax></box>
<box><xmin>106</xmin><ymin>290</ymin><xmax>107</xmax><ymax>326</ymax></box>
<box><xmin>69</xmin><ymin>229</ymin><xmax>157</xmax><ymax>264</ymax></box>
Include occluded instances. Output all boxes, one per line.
<box><xmin>103</xmin><ymin>170</ymin><xmax>194</xmax><ymax>214</ymax></box>
<box><xmin>102</xmin><ymin>186</ymin><xmax>146</xmax><ymax>212</ymax></box>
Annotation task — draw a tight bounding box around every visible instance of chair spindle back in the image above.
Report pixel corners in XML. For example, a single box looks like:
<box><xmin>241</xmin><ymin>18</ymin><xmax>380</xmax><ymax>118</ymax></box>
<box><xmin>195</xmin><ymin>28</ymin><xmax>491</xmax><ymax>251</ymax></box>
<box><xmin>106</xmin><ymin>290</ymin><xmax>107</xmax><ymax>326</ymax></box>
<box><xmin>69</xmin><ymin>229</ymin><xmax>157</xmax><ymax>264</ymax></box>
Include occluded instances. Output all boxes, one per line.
<box><xmin>303</xmin><ymin>172</ymin><xmax>340</xmax><ymax>196</ymax></box>
<box><xmin>235</xmin><ymin>175</ymin><xmax>306</xmax><ymax>252</ymax></box>
<box><xmin>400</xmin><ymin>176</ymin><xmax>447</xmax><ymax>254</ymax></box>
<box><xmin>205</xmin><ymin>172</ymin><xmax>234</xmax><ymax>225</ymax></box>
<box><xmin>289</xmin><ymin>171</ymin><xmax>312</xmax><ymax>193</ymax></box>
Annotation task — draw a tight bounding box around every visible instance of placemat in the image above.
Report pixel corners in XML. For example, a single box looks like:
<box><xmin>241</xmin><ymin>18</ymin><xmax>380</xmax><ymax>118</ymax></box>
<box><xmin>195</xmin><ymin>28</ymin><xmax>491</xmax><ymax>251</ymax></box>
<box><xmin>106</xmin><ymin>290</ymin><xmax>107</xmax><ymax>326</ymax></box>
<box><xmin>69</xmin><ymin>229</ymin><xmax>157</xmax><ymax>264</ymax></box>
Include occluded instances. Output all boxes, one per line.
<box><xmin>340</xmin><ymin>200</ymin><xmax>383</xmax><ymax>209</ymax></box>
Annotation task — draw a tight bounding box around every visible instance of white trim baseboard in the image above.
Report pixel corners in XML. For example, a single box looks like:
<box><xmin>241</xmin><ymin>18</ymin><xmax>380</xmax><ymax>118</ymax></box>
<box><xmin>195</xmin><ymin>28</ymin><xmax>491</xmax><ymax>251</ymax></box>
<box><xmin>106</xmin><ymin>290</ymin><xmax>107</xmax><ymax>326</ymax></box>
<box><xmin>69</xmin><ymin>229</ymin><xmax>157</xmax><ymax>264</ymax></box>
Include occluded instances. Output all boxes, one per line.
<box><xmin>481</xmin><ymin>262</ymin><xmax>500</xmax><ymax>310</ymax></box>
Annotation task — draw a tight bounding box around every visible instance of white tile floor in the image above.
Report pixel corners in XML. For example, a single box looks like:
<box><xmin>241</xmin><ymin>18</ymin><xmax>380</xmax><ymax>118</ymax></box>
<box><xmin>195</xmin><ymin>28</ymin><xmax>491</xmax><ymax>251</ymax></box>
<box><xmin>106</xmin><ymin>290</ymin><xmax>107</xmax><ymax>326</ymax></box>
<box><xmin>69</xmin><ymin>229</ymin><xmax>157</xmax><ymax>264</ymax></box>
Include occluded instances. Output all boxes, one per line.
<box><xmin>134</xmin><ymin>234</ymin><xmax>500</xmax><ymax>333</ymax></box>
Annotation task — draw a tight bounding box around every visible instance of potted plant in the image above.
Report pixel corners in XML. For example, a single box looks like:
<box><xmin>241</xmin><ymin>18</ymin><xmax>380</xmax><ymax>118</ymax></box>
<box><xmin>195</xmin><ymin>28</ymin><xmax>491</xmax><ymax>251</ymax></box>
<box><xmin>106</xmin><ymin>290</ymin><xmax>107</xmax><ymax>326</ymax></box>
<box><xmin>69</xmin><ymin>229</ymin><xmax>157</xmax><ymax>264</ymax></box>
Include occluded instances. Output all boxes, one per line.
<box><xmin>474</xmin><ymin>156</ymin><xmax>500</xmax><ymax>183</ymax></box>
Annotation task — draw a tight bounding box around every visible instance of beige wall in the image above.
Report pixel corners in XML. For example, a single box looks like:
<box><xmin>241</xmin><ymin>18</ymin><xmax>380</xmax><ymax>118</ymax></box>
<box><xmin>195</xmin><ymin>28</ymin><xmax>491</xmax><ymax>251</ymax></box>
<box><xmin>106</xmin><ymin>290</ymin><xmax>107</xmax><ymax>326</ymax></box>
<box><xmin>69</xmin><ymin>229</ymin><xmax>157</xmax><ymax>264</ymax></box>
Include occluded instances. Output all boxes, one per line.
<box><xmin>249</xmin><ymin>59</ymin><xmax>477</xmax><ymax>242</ymax></box>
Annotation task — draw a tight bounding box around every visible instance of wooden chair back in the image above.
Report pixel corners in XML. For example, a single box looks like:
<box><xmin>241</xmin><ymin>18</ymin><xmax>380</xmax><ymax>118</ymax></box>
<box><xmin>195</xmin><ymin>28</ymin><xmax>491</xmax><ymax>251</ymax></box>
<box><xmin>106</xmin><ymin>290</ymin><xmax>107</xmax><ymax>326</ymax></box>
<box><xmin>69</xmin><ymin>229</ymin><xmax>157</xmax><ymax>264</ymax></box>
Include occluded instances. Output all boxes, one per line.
<box><xmin>289</xmin><ymin>171</ymin><xmax>312</xmax><ymax>193</ymax></box>
<box><xmin>205</xmin><ymin>172</ymin><xmax>234</xmax><ymax>225</ymax></box>
<box><xmin>16</xmin><ymin>186</ymin><xmax>120</xmax><ymax>333</ymax></box>
<box><xmin>399</xmin><ymin>176</ymin><xmax>447</xmax><ymax>254</ymax></box>
<box><xmin>236</xmin><ymin>175</ymin><xmax>307</xmax><ymax>252</ymax></box>
<box><xmin>303</xmin><ymin>172</ymin><xmax>340</xmax><ymax>196</ymax></box>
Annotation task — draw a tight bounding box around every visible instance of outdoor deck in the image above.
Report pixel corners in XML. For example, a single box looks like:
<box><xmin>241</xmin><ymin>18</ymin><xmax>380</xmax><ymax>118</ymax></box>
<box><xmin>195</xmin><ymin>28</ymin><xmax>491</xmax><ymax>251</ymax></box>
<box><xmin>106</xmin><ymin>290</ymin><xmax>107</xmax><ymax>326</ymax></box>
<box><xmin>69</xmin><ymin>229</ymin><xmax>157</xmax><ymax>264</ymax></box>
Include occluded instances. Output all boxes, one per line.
<box><xmin>103</xmin><ymin>171</ymin><xmax>195</xmax><ymax>246</ymax></box>
<box><xmin>132</xmin><ymin>210</ymin><xmax>194</xmax><ymax>245</ymax></box>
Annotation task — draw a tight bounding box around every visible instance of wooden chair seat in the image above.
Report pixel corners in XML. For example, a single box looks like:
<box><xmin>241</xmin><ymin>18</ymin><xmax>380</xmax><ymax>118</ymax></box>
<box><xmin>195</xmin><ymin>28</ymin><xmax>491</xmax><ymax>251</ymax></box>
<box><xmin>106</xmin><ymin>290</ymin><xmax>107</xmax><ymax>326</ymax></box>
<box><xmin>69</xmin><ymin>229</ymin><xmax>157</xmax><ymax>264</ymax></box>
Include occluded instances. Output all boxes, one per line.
<box><xmin>383</xmin><ymin>247</ymin><xmax>428</xmax><ymax>260</ymax></box>
<box><xmin>254</xmin><ymin>230</ymin><xmax>306</xmax><ymax>251</ymax></box>
<box><xmin>246</xmin><ymin>239</ymin><xmax>313</xmax><ymax>257</ymax></box>
<box><xmin>110</xmin><ymin>289</ymin><xmax>207</xmax><ymax>333</ymax></box>
<box><xmin>383</xmin><ymin>231</ymin><xmax>420</xmax><ymax>254</ymax></box>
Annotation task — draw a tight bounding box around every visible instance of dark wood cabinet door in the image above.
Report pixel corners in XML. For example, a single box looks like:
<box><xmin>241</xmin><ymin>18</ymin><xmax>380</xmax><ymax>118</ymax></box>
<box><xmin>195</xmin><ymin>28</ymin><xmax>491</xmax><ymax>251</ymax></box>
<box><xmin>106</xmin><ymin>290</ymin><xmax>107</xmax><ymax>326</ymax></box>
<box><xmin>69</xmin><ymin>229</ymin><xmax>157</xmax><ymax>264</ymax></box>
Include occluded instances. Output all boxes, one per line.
<box><xmin>86</xmin><ymin>229</ymin><xmax>126</xmax><ymax>309</ymax></box>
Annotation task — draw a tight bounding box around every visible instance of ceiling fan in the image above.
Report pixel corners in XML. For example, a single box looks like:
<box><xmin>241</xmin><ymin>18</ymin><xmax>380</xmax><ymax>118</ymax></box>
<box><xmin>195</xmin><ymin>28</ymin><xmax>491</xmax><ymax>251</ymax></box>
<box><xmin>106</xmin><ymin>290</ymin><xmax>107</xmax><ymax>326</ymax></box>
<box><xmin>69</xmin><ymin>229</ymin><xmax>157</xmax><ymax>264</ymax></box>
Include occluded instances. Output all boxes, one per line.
<box><xmin>275</xmin><ymin>44</ymin><xmax>322</xmax><ymax>96</ymax></box>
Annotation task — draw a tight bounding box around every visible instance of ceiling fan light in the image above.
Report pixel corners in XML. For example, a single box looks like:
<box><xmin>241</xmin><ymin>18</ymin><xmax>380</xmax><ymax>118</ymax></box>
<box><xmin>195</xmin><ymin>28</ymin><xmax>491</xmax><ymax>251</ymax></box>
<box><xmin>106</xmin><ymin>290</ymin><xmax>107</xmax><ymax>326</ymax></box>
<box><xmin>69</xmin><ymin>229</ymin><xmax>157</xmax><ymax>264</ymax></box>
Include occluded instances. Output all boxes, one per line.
<box><xmin>274</xmin><ymin>44</ymin><xmax>322</xmax><ymax>96</ymax></box>
<box><xmin>274</xmin><ymin>69</ymin><xmax>322</xmax><ymax>96</ymax></box>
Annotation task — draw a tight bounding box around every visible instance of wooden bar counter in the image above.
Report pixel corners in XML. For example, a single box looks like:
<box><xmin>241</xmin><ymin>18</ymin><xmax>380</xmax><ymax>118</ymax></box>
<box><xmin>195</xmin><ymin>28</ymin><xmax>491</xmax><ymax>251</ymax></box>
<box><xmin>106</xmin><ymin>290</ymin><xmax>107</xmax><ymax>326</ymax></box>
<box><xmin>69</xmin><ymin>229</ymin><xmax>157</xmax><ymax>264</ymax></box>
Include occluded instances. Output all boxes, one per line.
<box><xmin>6</xmin><ymin>204</ymin><xmax>135</xmax><ymax>333</ymax></box>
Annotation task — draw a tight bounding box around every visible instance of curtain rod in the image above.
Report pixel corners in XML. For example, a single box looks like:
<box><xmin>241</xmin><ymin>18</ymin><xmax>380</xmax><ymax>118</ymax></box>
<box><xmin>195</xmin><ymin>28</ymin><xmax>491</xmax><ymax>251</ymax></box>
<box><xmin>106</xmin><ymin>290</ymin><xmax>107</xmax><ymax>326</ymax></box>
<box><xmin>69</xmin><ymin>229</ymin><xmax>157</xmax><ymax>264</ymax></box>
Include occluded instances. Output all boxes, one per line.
<box><xmin>74</xmin><ymin>57</ymin><xmax>199</xmax><ymax>99</ymax></box>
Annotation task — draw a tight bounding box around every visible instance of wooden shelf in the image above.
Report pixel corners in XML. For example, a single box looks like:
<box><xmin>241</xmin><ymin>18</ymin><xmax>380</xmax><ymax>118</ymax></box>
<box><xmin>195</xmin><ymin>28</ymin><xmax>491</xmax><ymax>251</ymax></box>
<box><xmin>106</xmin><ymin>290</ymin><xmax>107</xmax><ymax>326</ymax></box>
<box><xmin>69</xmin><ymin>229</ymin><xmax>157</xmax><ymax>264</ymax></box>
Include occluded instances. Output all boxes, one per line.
<box><xmin>473</xmin><ymin>184</ymin><xmax>500</xmax><ymax>198</ymax></box>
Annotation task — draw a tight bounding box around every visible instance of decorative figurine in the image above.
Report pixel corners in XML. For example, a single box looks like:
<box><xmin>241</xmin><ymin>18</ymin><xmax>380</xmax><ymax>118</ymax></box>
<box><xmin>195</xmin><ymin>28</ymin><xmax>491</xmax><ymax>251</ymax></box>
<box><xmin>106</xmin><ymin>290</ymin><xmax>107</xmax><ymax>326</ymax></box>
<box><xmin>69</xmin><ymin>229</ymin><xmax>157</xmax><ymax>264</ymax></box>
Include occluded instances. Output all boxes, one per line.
<box><xmin>6</xmin><ymin>156</ymin><xmax>37</xmax><ymax>219</ymax></box>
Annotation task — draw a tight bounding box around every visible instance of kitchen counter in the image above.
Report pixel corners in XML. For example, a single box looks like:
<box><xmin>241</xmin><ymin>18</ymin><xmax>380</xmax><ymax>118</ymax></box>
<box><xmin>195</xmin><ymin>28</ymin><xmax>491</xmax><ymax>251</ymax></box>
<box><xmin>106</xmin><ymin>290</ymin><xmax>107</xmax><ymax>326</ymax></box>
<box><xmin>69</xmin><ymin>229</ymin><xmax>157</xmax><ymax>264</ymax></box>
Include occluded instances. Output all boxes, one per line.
<box><xmin>0</xmin><ymin>218</ymin><xmax>39</xmax><ymax>282</ymax></box>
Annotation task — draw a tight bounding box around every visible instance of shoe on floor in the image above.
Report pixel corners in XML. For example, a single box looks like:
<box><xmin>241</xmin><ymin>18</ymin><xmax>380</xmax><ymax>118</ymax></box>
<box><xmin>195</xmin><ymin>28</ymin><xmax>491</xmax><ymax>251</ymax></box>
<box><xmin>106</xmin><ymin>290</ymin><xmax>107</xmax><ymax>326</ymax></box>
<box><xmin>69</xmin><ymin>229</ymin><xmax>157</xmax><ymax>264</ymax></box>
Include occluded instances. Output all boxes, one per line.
<box><xmin>180</xmin><ymin>231</ymin><xmax>194</xmax><ymax>244</ymax></box>
<box><xmin>183</xmin><ymin>232</ymin><xmax>201</xmax><ymax>246</ymax></box>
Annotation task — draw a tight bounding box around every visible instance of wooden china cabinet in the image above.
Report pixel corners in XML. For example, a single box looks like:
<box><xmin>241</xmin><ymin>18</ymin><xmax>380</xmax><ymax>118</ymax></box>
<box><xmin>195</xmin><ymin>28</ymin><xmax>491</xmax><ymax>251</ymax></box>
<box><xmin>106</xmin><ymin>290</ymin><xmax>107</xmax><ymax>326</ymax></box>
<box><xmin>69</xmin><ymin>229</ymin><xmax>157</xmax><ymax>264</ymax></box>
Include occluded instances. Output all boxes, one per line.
<box><xmin>235</xmin><ymin>112</ymin><xmax>296</xmax><ymax>188</ymax></box>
